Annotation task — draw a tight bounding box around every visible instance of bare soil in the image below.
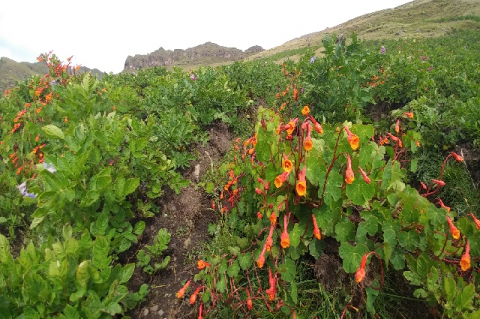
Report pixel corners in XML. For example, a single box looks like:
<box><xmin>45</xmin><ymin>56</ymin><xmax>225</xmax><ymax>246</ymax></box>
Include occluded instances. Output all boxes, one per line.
<box><xmin>126</xmin><ymin>123</ymin><xmax>233</xmax><ymax>319</ymax></box>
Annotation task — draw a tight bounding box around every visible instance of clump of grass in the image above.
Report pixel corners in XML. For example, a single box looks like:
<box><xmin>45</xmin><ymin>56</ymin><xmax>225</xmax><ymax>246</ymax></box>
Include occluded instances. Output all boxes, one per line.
<box><xmin>438</xmin><ymin>160</ymin><xmax>479</xmax><ymax>216</ymax></box>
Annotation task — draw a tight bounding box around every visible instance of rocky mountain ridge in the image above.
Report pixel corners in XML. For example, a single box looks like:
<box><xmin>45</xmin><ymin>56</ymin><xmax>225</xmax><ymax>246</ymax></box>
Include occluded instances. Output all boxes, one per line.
<box><xmin>124</xmin><ymin>42</ymin><xmax>264</xmax><ymax>71</ymax></box>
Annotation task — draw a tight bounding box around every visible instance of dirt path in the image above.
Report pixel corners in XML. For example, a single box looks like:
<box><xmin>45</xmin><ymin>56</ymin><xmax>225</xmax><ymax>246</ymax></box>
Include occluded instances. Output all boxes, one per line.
<box><xmin>127</xmin><ymin>123</ymin><xmax>233</xmax><ymax>319</ymax></box>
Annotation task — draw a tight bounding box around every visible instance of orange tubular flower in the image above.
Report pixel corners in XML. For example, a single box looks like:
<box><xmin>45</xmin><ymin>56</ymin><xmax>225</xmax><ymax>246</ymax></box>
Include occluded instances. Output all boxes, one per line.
<box><xmin>282</xmin><ymin>153</ymin><xmax>293</xmax><ymax>172</ymax></box>
<box><xmin>190</xmin><ymin>287</ymin><xmax>202</xmax><ymax>305</ymax></box>
<box><xmin>285</xmin><ymin>118</ymin><xmax>298</xmax><ymax>135</ymax></box>
<box><xmin>343</xmin><ymin>125</ymin><xmax>359</xmax><ymax>150</ymax></box>
<box><xmin>274</xmin><ymin>171</ymin><xmax>290</xmax><ymax>188</ymax></box>
<box><xmin>304</xmin><ymin>121</ymin><xmax>313</xmax><ymax>151</ymax></box>
<box><xmin>280</xmin><ymin>214</ymin><xmax>290</xmax><ymax>249</ymax></box>
<box><xmin>438</xmin><ymin>198</ymin><xmax>450</xmax><ymax>212</ymax></box>
<box><xmin>176</xmin><ymin>280</ymin><xmax>191</xmax><ymax>298</ymax></box>
<box><xmin>312</xmin><ymin>214</ymin><xmax>321</xmax><ymax>240</ymax></box>
<box><xmin>198</xmin><ymin>303</ymin><xmax>203</xmax><ymax>319</ymax></box>
<box><xmin>468</xmin><ymin>213</ymin><xmax>480</xmax><ymax>230</ymax></box>
<box><xmin>446</xmin><ymin>217</ymin><xmax>461</xmax><ymax>240</ymax></box>
<box><xmin>460</xmin><ymin>241</ymin><xmax>471</xmax><ymax>271</ymax></box>
<box><xmin>266</xmin><ymin>225</ymin><xmax>274</xmax><ymax>251</ymax></box>
<box><xmin>246</xmin><ymin>290</ymin><xmax>253</xmax><ymax>310</ymax></box>
<box><xmin>257</xmin><ymin>243</ymin><xmax>267</xmax><ymax>268</ymax></box>
<box><xmin>296</xmin><ymin>166</ymin><xmax>307</xmax><ymax>197</ymax></box>
<box><xmin>301</xmin><ymin>106</ymin><xmax>310</xmax><ymax>116</ymax></box>
<box><xmin>395</xmin><ymin>119</ymin><xmax>400</xmax><ymax>133</ymax></box>
<box><xmin>358</xmin><ymin>166</ymin><xmax>371</xmax><ymax>184</ymax></box>
<box><xmin>345</xmin><ymin>154</ymin><xmax>355</xmax><ymax>185</ymax></box>
<box><xmin>355</xmin><ymin>253</ymin><xmax>368</xmax><ymax>283</ymax></box>
<box><xmin>197</xmin><ymin>260</ymin><xmax>211</xmax><ymax>270</ymax></box>
<box><xmin>404</xmin><ymin>112</ymin><xmax>414</xmax><ymax>119</ymax></box>
<box><xmin>451</xmin><ymin>151</ymin><xmax>463</xmax><ymax>162</ymax></box>
<box><xmin>269</xmin><ymin>211</ymin><xmax>277</xmax><ymax>225</ymax></box>
<box><xmin>293</xmin><ymin>88</ymin><xmax>299</xmax><ymax>101</ymax></box>
<box><xmin>265</xmin><ymin>268</ymin><xmax>277</xmax><ymax>300</ymax></box>
<box><xmin>432</xmin><ymin>179</ymin><xmax>446</xmax><ymax>187</ymax></box>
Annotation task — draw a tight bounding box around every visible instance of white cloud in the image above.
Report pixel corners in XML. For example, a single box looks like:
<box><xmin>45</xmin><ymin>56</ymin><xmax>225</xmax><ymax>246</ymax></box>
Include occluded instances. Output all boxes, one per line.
<box><xmin>0</xmin><ymin>0</ymin><xmax>412</xmax><ymax>73</ymax></box>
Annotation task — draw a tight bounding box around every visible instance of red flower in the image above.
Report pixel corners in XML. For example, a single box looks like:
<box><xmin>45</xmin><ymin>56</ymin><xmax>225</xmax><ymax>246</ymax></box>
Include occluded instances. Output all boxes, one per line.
<box><xmin>269</xmin><ymin>211</ymin><xmax>277</xmax><ymax>225</ymax></box>
<box><xmin>266</xmin><ymin>226</ymin><xmax>274</xmax><ymax>251</ymax></box>
<box><xmin>280</xmin><ymin>214</ymin><xmax>290</xmax><ymax>249</ymax></box>
<box><xmin>355</xmin><ymin>253</ymin><xmax>368</xmax><ymax>283</ymax></box>
<box><xmin>312</xmin><ymin>214</ymin><xmax>321</xmax><ymax>240</ymax></box>
<box><xmin>395</xmin><ymin>119</ymin><xmax>400</xmax><ymax>133</ymax></box>
<box><xmin>345</xmin><ymin>154</ymin><xmax>354</xmax><ymax>185</ymax></box>
<box><xmin>343</xmin><ymin>125</ymin><xmax>359</xmax><ymax>150</ymax></box>
<box><xmin>358</xmin><ymin>166</ymin><xmax>371</xmax><ymax>184</ymax></box>
<box><xmin>446</xmin><ymin>216</ymin><xmax>460</xmax><ymax>240</ymax></box>
<box><xmin>468</xmin><ymin>213</ymin><xmax>480</xmax><ymax>230</ymax></box>
<box><xmin>190</xmin><ymin>287</ymin><xmax>202</xmax><ymax>305</ymax></box>
<box><xmin>246</xmin><ymin>290</ymin><xmax>253</xmax><ymax>310</ymax></box>
<box><xmin>301</xmin><ymin>106</ymin><xmax>310</xmax><ymax>116</ymax></box>
<box><xmin>432</xmin><ymin>179</ymin><xmax>446</xmax><ymax>187</ymax></box>
<box><xmin>275</xmin><ymin>171</ymin><xmax>290</xmax><ymax>188</ymax></box>
<box><xmin>197</xmin><ymin>260</ymin><xmax>211</xmax><ymax>270</ymax></box>
<box><xmin>404</xmin><ymin>112</ymin><xmax>414</xmax><ymax>119</ymax></box>
<box><xmin>296</xmin><ymin>167</ymin><xmax>307</xmax><ymax>197</ymax></box>
<box><xmin>460</xmin><ymin>241</ymin><xmax>471</xmax><ymax>271</ymax></box>
<box><xmin>437</xmin><ymin>198</ymin><xmax>450</xmax><ymax>212</ymax></box>
<box><xmin>451</xmin><ymin>151</ymin><xmax>463</xmax><ymax>162</ymax></box>
<box><xmin>265</xmin><ymin>267</ymin><xmax>277</xmax><ymax>300</ymax></box>
<box><xmin>176</xmin><ymin>280</ymin><xmax>191</xmax><ymax>298</ymax></box>
<box><xmin>257</xmin><ymin>243</ymin><xmax>267</xmax><ymax>268</ymax></box>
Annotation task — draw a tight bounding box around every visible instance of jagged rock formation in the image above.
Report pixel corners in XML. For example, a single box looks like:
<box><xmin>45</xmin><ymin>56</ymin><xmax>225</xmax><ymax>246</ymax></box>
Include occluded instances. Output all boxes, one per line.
<box><xmin>124</xmin><ymin>42</ymin><xmax>264</xmax><ymax>71</ymax></box>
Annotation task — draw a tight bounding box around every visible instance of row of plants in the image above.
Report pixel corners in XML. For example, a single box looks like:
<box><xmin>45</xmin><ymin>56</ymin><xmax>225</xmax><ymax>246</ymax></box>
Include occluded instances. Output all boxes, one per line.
<box><xmin>177</xmin><ymin>31</ymin><xmax>480</xmax><ymax>318</ymax></box>
<box><xmin>1</xmin><ymin>28</ymin><xmax>479</xmax><ymax>318</ymax></box>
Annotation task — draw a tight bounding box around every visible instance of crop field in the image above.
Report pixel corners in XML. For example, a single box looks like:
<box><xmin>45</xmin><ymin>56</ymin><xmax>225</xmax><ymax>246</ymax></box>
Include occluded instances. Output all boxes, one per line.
<box><xmin>1</xmin><ymin>29</ymin><xmax>480</xmax><ymax>318</ymax></box>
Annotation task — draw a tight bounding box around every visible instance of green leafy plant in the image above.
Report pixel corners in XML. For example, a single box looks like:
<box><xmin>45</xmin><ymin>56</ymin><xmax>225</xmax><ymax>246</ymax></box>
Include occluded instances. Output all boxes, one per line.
<box><xmin>137</xmin><ymin>228</ymin><xmax>171</xmax><ymax>275</ymax></box>
<box><xmin>0</xmin><ymin>226</ymin><xmax>149</xmax><ymax>318</ymax></box>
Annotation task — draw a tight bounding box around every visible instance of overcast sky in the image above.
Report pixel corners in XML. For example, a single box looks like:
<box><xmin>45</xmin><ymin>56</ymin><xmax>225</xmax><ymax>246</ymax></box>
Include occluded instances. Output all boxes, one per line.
<box><xmin>0</xmin><ymin>0</ymin><xmax>411</xmax><ymax>73</ymax></box>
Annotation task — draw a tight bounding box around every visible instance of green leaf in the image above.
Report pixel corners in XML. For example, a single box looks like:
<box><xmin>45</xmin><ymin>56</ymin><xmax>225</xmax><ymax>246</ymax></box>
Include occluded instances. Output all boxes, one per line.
<box><xmin>217</xmin><ymin>278</ymin><xmax>226</xmax><ymax>293</ymax></box>
<box><xmin>338</xmin><ymin>242</ymin><xmax>368</xmax><ymax>273</ymax></box>
<box><xmin>118</xmin><ymin>264</ymin><xmax>135</xmax><ymax>284</ymax></box>
<box><xmin>134</xmin><ymin>221</ymin><xmax>146</xmax><ymax>235</ymax></box>
<box><xmin>124</xmin><ymin>178</ymin><xmax>140</xmax><ymax>196</ymax></box>
<box><xmin>346</xmin><ymin>176</ymin><xmax>375</xmax><ymax>206</ymax></box>
<box><xmin>444</xmin><ymin>276</ymin><xmax>456</xmax><ymax>303</ymax></box>
<box><xmin>0</xmin><ymin>234</ymin><xmax>11</xmax><ymax>263</ymax></box>
<box><xmin>398</xmin><ymin>231</ymin><xmax>420</xmax><ymax>251</ymax></box>
<box><xmin>319</xmin><ymin>171</ymin><xmax>343</xmax><ymax>205</ymax></box>
<box><xmin>42</xmin><ymin>124</ymin><xmax>65</xmax><ymax>140</ymax></box>
<box><xmin>366</xmin><ymin>285</ymin><xmax>379</xmax><ymax>315</ymax></box>
<box><xmin>103</xmin><ymin>303</ymin><xmax>122</xmax><ymax>315</ymax></box>
<box><xmin>227</xmin><ymin>260</ymin><xmax>240</xmax><ymax>277</ymax></box>
<box><xmin>291</xmin><ymin>281</ymin><xmax>298</xmax><ymax>304</ymax></box>
<box><xmin>383</xmin><ymin>242</ymin><xmax>392</xmax><ymax>269</ymax></box>
<box><xmin>279</xmin><ymin>257</ymin><xmax>296</xmax><ymax>282</ymax></box>
<box><xmin>238</xmin><ymin>254</ymin><xmax>252</xmax><ymax>270</ymax></box>
<box><xmin>93</xmin><ymin>237</ymin><xmax>111</xmax><ymax>269</ymax></box>
<box><xmin>116</xmin><ymin>175</ymin><xmax>126</xmax><ymax>199</ymax></box>
<box><xmin>309</xmin><ymin>238</ymin><xmax>325</xmax><ymax>259</ymax></box>
<box><xmin>335</xmin><ymin>220</ymin><xmax>355</xmax><ymax>243</ymax></box>
<box><xmin>205</xmin><ymin>182</ymin><xmax>215</xmax><ymax>193</ymax></box>
<box><xmin>76</xmin><ymin>261</ymin><xmax>90</xmax><ymax>288</ymax></box>
<box><xmin>455</xmin><ymin>283</ymin><xmax>475</xmax><ymax>311</ymax></box>
<box><xmin>289</xmin><ymin>223</ymin><xmax>303</xmax><ymax>248</ymax></box>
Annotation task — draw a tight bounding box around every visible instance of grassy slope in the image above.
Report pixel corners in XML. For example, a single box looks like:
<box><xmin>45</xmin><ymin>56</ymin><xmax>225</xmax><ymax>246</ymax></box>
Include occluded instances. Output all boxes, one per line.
<box><xmin>247</xmin><ymin>0</ymin><xmax>480</xmax><ymax>63</ymax></box>
<box><xmin>0</xmin><ymin>57</ymin><xmax>48</xmax><ymax>92</ymax></box>
<box><xmin>0</xmin><ymin>57</ymin><xmax>104</xmax><ymax>92</ymax></box>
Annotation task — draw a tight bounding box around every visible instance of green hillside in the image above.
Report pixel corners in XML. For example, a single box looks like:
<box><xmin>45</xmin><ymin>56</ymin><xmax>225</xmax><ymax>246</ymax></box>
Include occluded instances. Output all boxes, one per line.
<box><xmin>248</xmin><ymin>0</ymin><xmax>480</xmax><ymax>62</ymax></box>
<box><xmin>0</xmin><ymin>57</ymin><xmax>104</xmax><ymax>93</ymax></box>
